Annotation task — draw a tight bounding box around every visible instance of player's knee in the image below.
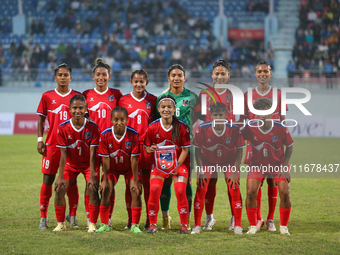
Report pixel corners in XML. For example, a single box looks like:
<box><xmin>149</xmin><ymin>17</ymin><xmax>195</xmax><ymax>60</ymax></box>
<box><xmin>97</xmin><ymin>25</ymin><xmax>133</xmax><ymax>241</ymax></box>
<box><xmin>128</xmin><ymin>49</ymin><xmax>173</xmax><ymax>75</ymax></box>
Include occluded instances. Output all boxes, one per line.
<box><xmin>150</xmin><ymin>184</ymin><xmax>161</xmax><ymax>195</ymax></box>
<box><xmin>279</xmin><ymin>190</ymin><xmax>290</xmax><ymax>203</ymax></box>
<box><xmin>246</xmin><ymin>188</ymin><xmax>257</xmax><ymax>201</ymax></box>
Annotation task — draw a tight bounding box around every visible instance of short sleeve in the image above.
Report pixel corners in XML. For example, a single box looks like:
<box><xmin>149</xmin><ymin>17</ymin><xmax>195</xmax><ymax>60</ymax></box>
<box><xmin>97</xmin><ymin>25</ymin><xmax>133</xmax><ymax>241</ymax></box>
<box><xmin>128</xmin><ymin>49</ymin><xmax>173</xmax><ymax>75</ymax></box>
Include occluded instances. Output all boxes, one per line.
<box><xmin>91</xmin><ymin>126</ymin><xmax>100</xmax><ymax>146</ymax></box>
<box><xmin>234</xmin><ymin>129</ymin><xmax>246</xmax><ymax>148</ymax></box>
<box><xmin>98</xmin><ymin>133</ymin><xmax>109</xmax><ymax>157</ymax></box>
<box><xmin>243</xmin><ymin>92</ymin><xmax>249</xmax><ymax>117</ymax></box>
<box><xmin>37</xmin><ymin>94</ymin><xmax>47</xmax><ymax>116</ymax></box>
<box><xmin>56</xmin><ymin>127</ymin><xmax>67</xmax><ymax>148</ymax></box>
<box><xmin>283</xmin><ymin>127</ymin><xmax>294</xmax><ymax>147</ymax></box>
<box><xmin>193</xmin><ymin>126</ymin><xmax>202</xmax><ymax>148</ymax></box>
<box><xmin>131</xmin><ymin>133</ymin><xmax>140</xmax><ymax>156</ymax></box>
<box><xmin>144</xmin><ymin>126</ymin><xmax>153</xmax><ymax>147</ymax></box>
<box><xmin>180</xmin><ymin>124</ymin><xmax>191</xmax><ymax>148</ymax></box>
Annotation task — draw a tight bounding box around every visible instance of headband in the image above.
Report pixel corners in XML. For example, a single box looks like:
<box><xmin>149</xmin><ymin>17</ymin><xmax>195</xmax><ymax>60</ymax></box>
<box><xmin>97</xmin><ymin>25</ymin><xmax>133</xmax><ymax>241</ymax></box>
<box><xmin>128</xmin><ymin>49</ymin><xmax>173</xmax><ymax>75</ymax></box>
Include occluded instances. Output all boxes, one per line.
<box><xmin>158</xmin><ymin>98</ymin><xmax>176</xmax><ymax>106</ymax></box>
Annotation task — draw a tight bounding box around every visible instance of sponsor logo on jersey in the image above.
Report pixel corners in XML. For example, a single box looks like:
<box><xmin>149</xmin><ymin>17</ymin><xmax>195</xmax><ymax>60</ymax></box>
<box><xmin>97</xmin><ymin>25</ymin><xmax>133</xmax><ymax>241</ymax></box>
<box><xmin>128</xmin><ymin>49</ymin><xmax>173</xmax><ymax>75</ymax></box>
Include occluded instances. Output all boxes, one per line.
<box><xmin>272</xmin><ymin>135</ymin><xmax>278</xmax><ymax>142</ymax></box>
<box><xmin>109</xmin><ymin>143</ymin><xmax>112</xmax><ymax>148</ymax></box>
<box><xmin>182</xmin><ymin>99</ymin><xmax>189</xmax><ymax>106</ymax></box>
<box><xmin>146</xmin><ymin>102</ymin><xmax>152</xmax><ymax>109</ymax></box>
<box><xmin>90</xmin><ymin>98</ymin><xmax>94</xmax><ymax>101</ymax></box>
<box><xmin>85</xmin><ymin>132</ymin><xmax>91</xmax><ymax>140</ymax></box>
<box><xmin>125</xmin><ymin>141</ymin><xmax>131</xmax><ymax>149</ymax></box>
<box><xmin>254</xmin><ymin>136</ymin><xmax>257</xmax><ymax>141</ymax></box>
<box><xmin>225</xmin><ymin>137</ymin><xmax>231</xmax><ymax>144</ymax></box>
<box><xmin>68</xmin><ymin>135</ymin><xmax>72</xmax><ymax>139</ymax></box>
<box><xmin>128</xmin><ymin>104</ymin><xmax>132</xmax><ymax>108</ymax></box>
<box><xmin>207</xmin><ymin>138</ymin><xmax>212</xmax><ymax>142</ymax></box>
<box><xmin>108</xmin><ymin>95</ymin><xmax>115</xmax><ymax>102</ymax></box>
<box><xmin>52</xmin><ymin>100</ymin><xmax>56</xmax><ymax>104</ymax></box>
<box><xmin>156</xmin><ymin>134</ymin><xmax>160</xmax><ymax>138</ymax></box>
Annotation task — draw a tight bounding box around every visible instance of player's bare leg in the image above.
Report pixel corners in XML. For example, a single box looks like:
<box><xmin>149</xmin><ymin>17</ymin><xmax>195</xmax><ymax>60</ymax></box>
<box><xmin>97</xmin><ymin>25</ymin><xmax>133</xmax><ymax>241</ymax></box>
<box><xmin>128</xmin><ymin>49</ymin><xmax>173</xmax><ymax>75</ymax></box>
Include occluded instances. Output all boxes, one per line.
<box><xmin>276</xmin><ymin>181</ymin><xmax>291</xmax><ymax>235</ymax></box>
<box><xmin>129</xmin><ymin>179</ymin><xmax>143</xmax><ymax>233</ymax></box>
<box><xmin>246</xmin><ymin>179</ymin><xmax>262</xmax><ymax>234</ymax></box>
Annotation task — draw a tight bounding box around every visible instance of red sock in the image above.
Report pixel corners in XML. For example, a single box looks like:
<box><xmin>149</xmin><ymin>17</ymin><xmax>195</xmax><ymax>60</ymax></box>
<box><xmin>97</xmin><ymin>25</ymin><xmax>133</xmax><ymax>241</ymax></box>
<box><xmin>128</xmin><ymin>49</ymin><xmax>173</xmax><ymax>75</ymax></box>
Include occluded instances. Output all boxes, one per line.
<box><xmin>147</xmin><ymin>178</ymin><xmax>163</xmax><ymax>224</ymax></box>
<box><xmin>194</xmin><ymin>181</ymin><xmax>208</xmax><ymax>226</ymax></box>
<box><xmin>67</xmin><ymin>184</ymin><xmax>79</xmax><ymax>217</ymax></box>
<box><xmin>109</xmin><ymin>195</ymin><xmax>115</xmax><ymax>219</ymax></box>
<box><xmin>142</xmin><ymin>172</ymin><xmax>150</xmax><ymax>219</ymax></box>
<box><xmin>279</xmin><ymin>208</ymin><xmax>291</xmax><ymax>226</ymax></box>
<box><xmin>228</xmin><ymin>183</ymin><xmax>242</xmax><ymax>227</ymax></box>
<box><xmin>131</xmin><ymin>207</ymin><xmax>142</xmax><ymax>225</ymax></box>
<box><xmin>174</xmin><ymin>182</ymin><xmax>188</xmax><ymax>225</ymax></box>
<box><xmin>227</xmin><ymin>186</ymin><xmax>233</xmax><ymax>216</ymax></box>
<box><xmin>99</xmin><ymin>206</ymin><xmax>110</xmax><ymax>225</ymax></box>
<box><xmin>205</xmin><ymin>185</ymin><xmax>216</xmax><ymax>215</ymax></box>
<box><xmin>55</xmin><ymin>205</ymin><xmax>66</xmax><ymax>223</ymax></box>
<box><xmin>267</xmin><ymin>186</ymin><xmax>278</xmax><ymax>220</ymax></box>
<box><xmin>257</xmin><ymin>187</ymin><xmax>262</xmax><ymax>220</ymax></box>
<box><xmin>247</xmin><ymin>208</ymin><xmax>257</xmax><ymax>226</ymax></box>
<box><xmin>89</xmin><ymin>204</ymin><xmax>99</xmax><ymax>224</ymax></box>
<box><xmin>40</xmin><ymin>183</ymin><xmax>52</xmax><ymax>218</ymax></box>
<box><xmin>84</xmin><ymin>195</ymin><xmax>90</xmax><ymax>219</ymax></box>
<box><xmin>125</xmin><ymin>183</ymin><xmax>132</xmax><ymax>219</ymax></box>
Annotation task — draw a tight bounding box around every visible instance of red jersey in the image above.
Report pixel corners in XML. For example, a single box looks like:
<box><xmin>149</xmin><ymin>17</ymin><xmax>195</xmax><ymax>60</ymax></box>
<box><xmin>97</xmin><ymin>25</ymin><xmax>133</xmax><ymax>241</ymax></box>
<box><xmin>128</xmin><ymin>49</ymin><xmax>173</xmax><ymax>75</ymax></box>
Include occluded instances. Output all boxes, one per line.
<box><xmin>144</xmin><ymin>118</ymin><xmax>191</xmax><ymax>164</ymax></box>
<box><xmin>118</xmin><ymin>92</ymin><xmax>157</xmax><ymax>143</ymax></box>
<box><xmin>193</xmin><ymin>121</ymin><xmax>245</xmax><ymax>164</ymax></box>
<box><xmin>98</xmin><ymin>126</ymin><xmax>140</xmax><ymax>172</ymax></box>
<box><xmin>37</xmin><ymin>88</ymin><xmax>81</xmax><ymax>147</ymax></box>
<box><xmin>198</xmin><ymin>88</ymin><xmax>235</xmax><ymax>122</ymax></box>
<box><xmin>244</xmin><ymin>87</ymin><xmax>288</xmax><ymax>120</ymax></box>
<box><xmin>56</xmin><ymin>119</ymin><xmax>100</xmax><ymax>169</ymax></box>
<box><xmin>240</xmin><ymin>120</ymin><xmax>294</xmax><ymax>166</ymax></box>
<box><xmin>83</xmin><ymin>88</ymin><xmax>122</xmax><ymax>132</ymax></box>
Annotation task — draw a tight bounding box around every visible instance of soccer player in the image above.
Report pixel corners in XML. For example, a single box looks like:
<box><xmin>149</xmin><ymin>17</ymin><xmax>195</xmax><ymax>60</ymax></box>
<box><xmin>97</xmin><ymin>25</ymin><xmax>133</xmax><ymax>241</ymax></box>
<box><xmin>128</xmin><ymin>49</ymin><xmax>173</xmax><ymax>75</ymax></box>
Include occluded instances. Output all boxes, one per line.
<box><xmin>82</xmin><ymin>58</ymin><xmax>122</xmax><ymax>228</ymax></box>
<box><xmin>192</xmin><ymin>102</ymin><xmax>245</xmax><ymax>235</ymax></box>
<box><xmin>240</xmin><ymin>97</ymin><xmax>293</xmax><ymax>235</ymax></box>
<box><xmin>195</xmin><ymin>59</ymin><xmax>236</xmax><ymax>231</ymax></box>
<box><xmin>242</xmin><ymin>60</ymin><xmax>288</xmax><ymax>231</ymax></box>
<box><xmin>145</xmin><ymin>95</ymin><xmax>191</xmax><ymax>234</ymax></box>
<box><xmin>96</xmin><ymin>107</ymin><xmax>142</xmax><ymax>233</ymax></box>
<box><xmin>156</xmin><ymin>64</ymin><xmax>199</xmax><ymax>230</ymax></box>
<box><xmin>53</xmin><ymin>94</ymin><xmax>100</xmax><ymax>232</ymax></box>
<box><xmin>118</xmin><ymin>69</ymin><xmax>157</xmax><ymax>229</ymax></box>
<box><xmin>37</xmin><ymin>63</ymin><xmax>81</xmax><ymax>229</ymax></box>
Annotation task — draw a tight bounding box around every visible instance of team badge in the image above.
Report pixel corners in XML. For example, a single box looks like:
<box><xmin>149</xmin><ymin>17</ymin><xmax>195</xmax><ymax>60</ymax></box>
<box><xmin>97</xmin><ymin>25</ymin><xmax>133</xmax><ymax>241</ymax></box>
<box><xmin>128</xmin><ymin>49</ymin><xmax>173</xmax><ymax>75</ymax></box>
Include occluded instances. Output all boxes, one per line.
<box><xmin>125</xmin><ymin>141</ymin><xmax>131</xmax><ymax>149</ymax></box>
<box><xmin>225</xmin><ymin>137</ymin><xmax>231</xmax><ymax>144</ymax></box>
<box><xmin>182</xmin><ymin>99</ymin><xmax>189</xmax><ymax>106</ymax></box>
<box><xmin>108</xmin><ymin>95</ymin><xmax>115</xmax><ymax>102</ymax></box>
<box><xmin>85</xmin><ymin>132</ymin><xmax>91</xmax><ymax>140</ymax></box>
<box><xmin>272</xmin><ymin>135</ymin><xmax>278</xmax><ymax>142</ymax></box>
<box><xmin>146</xmin><ymin>102</ymin><xmax>152</xmax><ymax>109</ymax></box>
<box><xmin>155</xmin><ymin>146</ymin><xmax>177</xmax><ymax>174</ymax></box>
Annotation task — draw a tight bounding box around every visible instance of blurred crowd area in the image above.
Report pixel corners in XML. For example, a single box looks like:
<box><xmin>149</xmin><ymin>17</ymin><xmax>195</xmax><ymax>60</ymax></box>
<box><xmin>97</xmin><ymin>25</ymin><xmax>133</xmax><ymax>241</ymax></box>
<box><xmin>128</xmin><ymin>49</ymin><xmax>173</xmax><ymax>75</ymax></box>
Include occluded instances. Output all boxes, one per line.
<box><xmin>0</xmin><ymin>0</ymin><xmax>274</xmax><ymax>83</ymax></box>
<box><xmin>286</xmin><ymin>0</ymin><xmax>340</xmax><ymax>88</ymax></box>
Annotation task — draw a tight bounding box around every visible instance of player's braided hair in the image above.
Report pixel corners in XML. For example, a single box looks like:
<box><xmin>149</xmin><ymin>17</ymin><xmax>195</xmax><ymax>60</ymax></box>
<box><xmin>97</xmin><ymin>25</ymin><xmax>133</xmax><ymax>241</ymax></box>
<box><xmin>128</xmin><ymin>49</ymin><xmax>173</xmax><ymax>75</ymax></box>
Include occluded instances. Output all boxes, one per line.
<box><xmin>54</xmin><ymin>63</ymin><xmax>72</xmax><ymax>76</ymax></box>
<box><xmin>70</xmin><ymin>94</ymin><xmax>86</xmax><ymax>106</ymax></box>
<box><xmin>111</xmin><ymin>106</ymin><xmax>128</xmax><ymax>120</ymax></box>
<box><xmin>93</xmin><ymin>58</ymin><xmax>112</xmax><ymax>75</ymax></box>
<box><xmin>255</xmin><ymin>60</ymin><xmax>271</xmax><ymax>70</ymax></box>
<box><xmin>162</xmin><ymin>64</ymin><xmax>186</xmax><ymax>94</ymax></box>
<box><xmin>253</xmin><ymin>97</ymin><xmax>272</xmax><ymax>110</ymax></box>
<box><xmin>210</xmin><ymin>102</ymin><xmax>227</xmax><ymax>113</ymax></box>
<box><xmin>158</xmin><ymin>94</ymin><xmax>180</xmax><ymax>142</ymax></box>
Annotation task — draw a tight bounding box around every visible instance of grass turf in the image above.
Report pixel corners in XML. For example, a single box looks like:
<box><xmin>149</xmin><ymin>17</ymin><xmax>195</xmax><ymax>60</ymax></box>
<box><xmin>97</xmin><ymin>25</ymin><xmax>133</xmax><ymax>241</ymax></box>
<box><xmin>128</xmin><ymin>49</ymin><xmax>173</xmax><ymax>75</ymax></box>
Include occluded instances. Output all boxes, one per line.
<box><xmin>0</xmin><ymin>136</ymin><xmax>339</xmax><ymax>254</ymax></box>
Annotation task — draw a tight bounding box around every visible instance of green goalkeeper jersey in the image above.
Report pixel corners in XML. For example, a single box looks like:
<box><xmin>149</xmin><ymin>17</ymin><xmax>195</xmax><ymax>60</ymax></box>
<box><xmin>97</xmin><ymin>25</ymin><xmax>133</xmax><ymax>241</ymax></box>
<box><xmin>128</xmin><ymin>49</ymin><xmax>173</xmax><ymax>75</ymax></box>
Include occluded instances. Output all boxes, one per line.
<box><xmin>156</xmin><ymin>88</ymin><xmax>199</xmax><ymax>137</ymax></box>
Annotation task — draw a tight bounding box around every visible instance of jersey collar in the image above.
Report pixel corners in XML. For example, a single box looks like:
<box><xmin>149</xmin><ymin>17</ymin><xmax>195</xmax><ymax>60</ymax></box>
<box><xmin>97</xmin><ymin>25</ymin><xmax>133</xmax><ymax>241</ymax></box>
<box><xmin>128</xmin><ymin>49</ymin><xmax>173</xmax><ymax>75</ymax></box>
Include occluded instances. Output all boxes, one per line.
<box><xmin>94</xmin><ymin>87</ymin><xmax>108</xmax><ymax>95</ymax></box>
<box><xmin>130</xmin><ymin>92</ymin><xmax>147</xmax><ymax>102</ymax></box>
<box><xmin>112</xmin><ymin>126</ymin><xmax>127</xmax><ymax>142</ymax></box>
<box><xmin>70</xmin><ymin>118</ymin><xmax>86</xmax><ymax>132</ymax></box>
<box><xmin>212</xmin><ymin>122</ymin><xmax>226</xmax><ymax>137</ymax></box>
<box><xmin>160</xmin><ymin>119</ymin><xmax>173</xmax><ymax>132</ymax></box>
<box><xmin>257</xmin><ymin>122</ymin><xmax>273</xmax><ymax>135</ymax></box>
<box><xmin>54</xmin><ymin>88</ymin><xmax>72</xmax><ymax>97</ymax></box>
<box><xmin>255</xmin><ymin>86</ymin><xmax>272</xmax><ymax>96</ymax></box>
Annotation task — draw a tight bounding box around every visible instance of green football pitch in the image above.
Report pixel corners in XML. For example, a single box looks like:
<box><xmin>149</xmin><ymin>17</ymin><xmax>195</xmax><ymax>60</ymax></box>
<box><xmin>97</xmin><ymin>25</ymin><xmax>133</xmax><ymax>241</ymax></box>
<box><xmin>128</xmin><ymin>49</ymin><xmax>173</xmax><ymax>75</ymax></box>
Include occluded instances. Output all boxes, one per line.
<box><xmin>0</xmin><ymin>135</ymin><xmax>339</xmax><ymax>254</ymax></box>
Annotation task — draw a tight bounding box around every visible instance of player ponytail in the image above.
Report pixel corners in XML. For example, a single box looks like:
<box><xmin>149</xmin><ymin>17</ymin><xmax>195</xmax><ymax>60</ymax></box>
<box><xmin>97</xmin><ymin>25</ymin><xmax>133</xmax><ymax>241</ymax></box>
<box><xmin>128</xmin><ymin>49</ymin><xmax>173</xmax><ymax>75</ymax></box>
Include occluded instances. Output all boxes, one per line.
<box><xmin>162</xmin><ymin>64</ymin><xmax>186</xmax><ymax>94</ymax></box>
<box><xmin>70</xmin><ymin>94</ymin><xmax>87</xmax><ymax>106</ymax></box>
<box><xmin>111</xmin><ymin>106</ymin><xmax>128</xmax><ymax>120</ymax></box>
<box><xmin>93</xmin><ymin>58</ymin><xmax>112</xmax><ymax>75</ymax></box>
<box><xmin>54</xmin><ymin>63</ymin><xmax>72</xmax><ymax>76</ymax></box>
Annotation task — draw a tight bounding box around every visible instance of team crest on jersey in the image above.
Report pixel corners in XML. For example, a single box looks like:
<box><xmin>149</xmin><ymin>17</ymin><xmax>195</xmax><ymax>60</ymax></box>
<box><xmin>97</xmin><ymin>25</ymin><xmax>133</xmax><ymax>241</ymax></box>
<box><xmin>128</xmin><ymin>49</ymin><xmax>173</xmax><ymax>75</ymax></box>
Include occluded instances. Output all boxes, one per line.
<box><xmin>146</xmin><ymin>102</ymin><xmax>152</xmax><ymax>109</ymax></box>
<box><xmin>225</xmin><ymin>137</ymin><xmax>231</xmax><ymax>144</ymax></box>
<box><xmin>125</xmin><ymin>141</ymin><xmax>131</xmax><ymax>149</ymax></box>
<box><xmin>108</xmin><ymin>95</ymin><xmax>115</xmax><ymax>102</ymax></box>
<box><xmin>182</xmin><ymin>100</ymin><xmax>189</xmax><ymax>106</ymax></box>
<box><xmin>272</xmin><ymin>135</ymin><xmax>278</xmax><ymax>142</ymax></box>
<box><xmin>85</xmin><ymin>132</ymin><xmax>91</xmax><ymax>140</ymax></box>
